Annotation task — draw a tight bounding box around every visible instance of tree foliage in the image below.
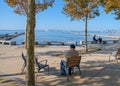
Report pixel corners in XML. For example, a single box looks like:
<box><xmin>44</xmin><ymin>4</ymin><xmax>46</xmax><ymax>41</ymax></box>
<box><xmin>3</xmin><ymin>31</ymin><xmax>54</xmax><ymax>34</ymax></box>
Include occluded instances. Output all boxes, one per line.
<box><xmin>5</xmin><ymin>0</ymin><xmax>54</xmax><ymax>16</ymax></box>
<box><xmin>100</xmin><ymin>0</ymin><xmax>120</xmax><ymax>20</ymax></box>
<box><xmin>63</xmin><ymin>0</ymin><xmax>100</xmax><ymax>52</ymax></box>
<box><xmin>63</xmin><ymin>0</ymin><xmax>100</xmax><ymax>21</ymax></box>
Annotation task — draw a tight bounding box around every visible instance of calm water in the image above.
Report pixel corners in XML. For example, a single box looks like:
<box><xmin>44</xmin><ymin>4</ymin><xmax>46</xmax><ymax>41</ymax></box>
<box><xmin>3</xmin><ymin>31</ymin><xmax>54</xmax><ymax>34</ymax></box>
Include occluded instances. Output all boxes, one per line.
<box><xmin>0</xmin><ymin>30</ymin><xmax>119</xmax><ymax>45</ymax></box>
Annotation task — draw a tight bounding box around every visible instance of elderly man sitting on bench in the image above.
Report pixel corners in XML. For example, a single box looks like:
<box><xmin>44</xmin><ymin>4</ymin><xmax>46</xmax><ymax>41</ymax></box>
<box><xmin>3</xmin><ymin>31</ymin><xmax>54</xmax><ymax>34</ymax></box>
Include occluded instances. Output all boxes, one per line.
<box><xmin>60</xmin><ymin>44</ymin><xmax>79</xmax><ymax>75</ymax></box>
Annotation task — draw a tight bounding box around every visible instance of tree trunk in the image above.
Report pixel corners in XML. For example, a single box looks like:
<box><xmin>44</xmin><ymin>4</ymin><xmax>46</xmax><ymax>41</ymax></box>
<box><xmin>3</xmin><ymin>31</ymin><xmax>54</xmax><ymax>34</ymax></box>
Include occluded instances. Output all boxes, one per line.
<box><xmin>25</xmin><ymin>17</ymin><xmax>28</xmax><ymax>49</ymax></box>
<box><xmin>26</xmin><ymin>0</ymin><xmax>35</xmax><ymax>86</ymax></box>
<box><xmin>85</xmin><ymin>16</ymin><xmax>88</xmax><ymax>52</ymax></box>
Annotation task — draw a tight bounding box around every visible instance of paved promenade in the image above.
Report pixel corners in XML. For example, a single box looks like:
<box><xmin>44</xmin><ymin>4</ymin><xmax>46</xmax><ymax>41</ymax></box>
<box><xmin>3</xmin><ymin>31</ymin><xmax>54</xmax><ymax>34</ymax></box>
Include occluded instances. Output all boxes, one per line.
<box><xmin>0</xmin><ymin>44</ymin><xmax>120</xmax><ymax>86</ymax></box>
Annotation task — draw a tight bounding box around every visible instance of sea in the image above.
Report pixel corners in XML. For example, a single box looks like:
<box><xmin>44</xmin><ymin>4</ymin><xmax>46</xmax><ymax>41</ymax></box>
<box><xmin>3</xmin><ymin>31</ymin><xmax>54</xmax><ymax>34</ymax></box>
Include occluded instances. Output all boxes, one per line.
<box><xmin>0</xmin><ymin>30</ymin><xmax>120</xmax><ymax>45</ymax></box>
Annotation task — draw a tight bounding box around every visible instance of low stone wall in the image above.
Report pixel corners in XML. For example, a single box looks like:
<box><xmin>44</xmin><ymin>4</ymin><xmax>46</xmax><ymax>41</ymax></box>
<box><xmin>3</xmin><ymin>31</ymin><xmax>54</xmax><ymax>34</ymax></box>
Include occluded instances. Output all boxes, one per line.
<box><xmin>22</xmin><ymin>41</ymin><xmax>77</xmax><ymax>46</ymax></box>
<box><xmin>0</xmin><ymin>40</ymin><xmax>16</xmax><ymax>45</ymax></box>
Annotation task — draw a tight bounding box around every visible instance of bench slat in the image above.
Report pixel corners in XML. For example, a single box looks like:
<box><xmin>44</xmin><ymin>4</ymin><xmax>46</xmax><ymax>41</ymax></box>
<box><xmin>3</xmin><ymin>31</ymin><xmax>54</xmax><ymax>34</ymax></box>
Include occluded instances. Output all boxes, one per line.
<box><xmin>66</xmin><ymin>56</ymin><xmax>81</xmax><ymax>68</ymax></box>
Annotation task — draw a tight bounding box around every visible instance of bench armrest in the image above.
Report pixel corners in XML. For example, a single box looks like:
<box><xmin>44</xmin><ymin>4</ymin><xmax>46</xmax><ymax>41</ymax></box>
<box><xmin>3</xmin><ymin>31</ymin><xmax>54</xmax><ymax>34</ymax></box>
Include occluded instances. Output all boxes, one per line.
<box><xmin>38</xmin><ymin>60</ymin><xmax>47</xmax><ymax>65</ymax></box>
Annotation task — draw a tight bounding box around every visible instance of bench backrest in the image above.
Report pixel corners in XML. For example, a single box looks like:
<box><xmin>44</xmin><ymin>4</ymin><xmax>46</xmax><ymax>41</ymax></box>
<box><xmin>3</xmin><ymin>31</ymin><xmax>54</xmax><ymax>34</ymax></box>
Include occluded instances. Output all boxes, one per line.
<box><xmin>66</xmin><ymin>56</ymin><xmax>81</xmax><ymax>68</ymax></box>
<box><xmin>22</xmin><ymin>52</ymin><xmax>27</xmax><ymax>63</ymax></box>
<box><xmin>35</xmin><ymin>58</ymin><xmax>39</xmax><ymax>67</ymax></box>
<box><xmin>116</xmin><ymin>48</ymin><xmax>120</xmax><ymax>57</ymax></box>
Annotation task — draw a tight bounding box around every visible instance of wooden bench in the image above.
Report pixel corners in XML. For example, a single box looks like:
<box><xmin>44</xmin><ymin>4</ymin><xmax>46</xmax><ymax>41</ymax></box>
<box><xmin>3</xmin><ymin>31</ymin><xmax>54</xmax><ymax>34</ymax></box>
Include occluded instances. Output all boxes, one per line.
<box><xmin>61</xmin><ymin>56</ymin><xmax>82</xmax><ymax>81</ymax></box>
<box><xmin>35</xmin><ymin>58</ymin><xmax>49</xmax><ymax>75</ymax></box>
<box><xmin>21</xmin><ymin>53</ymin><xmax>49</xmax><ymax>75</ymax></box>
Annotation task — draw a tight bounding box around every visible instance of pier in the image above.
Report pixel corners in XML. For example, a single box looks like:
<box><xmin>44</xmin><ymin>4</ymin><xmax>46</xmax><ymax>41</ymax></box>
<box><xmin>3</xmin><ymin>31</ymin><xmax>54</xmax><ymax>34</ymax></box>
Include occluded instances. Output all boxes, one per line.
<box><xmin>0</xmin><ymin>32</ymin><xmax>25</xmax><ymax>40</ymax></box>
<box><xmin>0</xmin><ymin>32</ymin><xmax>25</xmax><ymax>45</ymax></box>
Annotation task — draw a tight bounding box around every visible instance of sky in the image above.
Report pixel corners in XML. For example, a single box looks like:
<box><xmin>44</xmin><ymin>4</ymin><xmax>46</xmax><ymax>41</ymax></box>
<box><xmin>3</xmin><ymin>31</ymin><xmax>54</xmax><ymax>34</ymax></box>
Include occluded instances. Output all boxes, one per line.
<box><xmin>0</xmin><ymin>0</ymin><xmax>120</xmax><ymax>31</ymax></box>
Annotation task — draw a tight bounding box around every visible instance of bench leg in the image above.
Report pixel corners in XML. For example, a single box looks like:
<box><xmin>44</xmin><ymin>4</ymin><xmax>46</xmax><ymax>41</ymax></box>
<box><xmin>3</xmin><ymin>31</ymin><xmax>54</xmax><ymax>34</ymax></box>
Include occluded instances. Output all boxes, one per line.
<box><xmin>77</xmin><ymin>65</ymin><xmax>82</xmax><ymax>76</ymax></box>
<box><xmin>65</xmin><ymin>68</ymin><xmax>69</xmax><ymax>81</ymax></box>
<box><xmin>47</xmin><ymin>65</ymin><xmax>49</xmax><ymax>74</ymax></box>
<box><xmin>115</xmin><ymin>56</ymin><xmax>118</xmax><ymax>63</ymax></box>
<box><xmin>21</xmin><ymin>63</ymin><xmax>26</xmax><ymax>73</ymax></box>
<box><xmin>109</xmin><ymin>55</ymin><xmax>111</xmax><ymax>62</ymax></box>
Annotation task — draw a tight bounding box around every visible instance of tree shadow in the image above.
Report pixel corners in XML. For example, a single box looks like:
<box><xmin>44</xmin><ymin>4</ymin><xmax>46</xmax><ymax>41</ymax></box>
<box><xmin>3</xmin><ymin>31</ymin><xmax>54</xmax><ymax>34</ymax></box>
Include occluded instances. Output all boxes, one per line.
<box><xmin>35</xmin><ymin>51</ymin><xmax>64</xmax><ymax>57</ymax></box>
<box><xmin>0</xmin><ymin>56</ymin><xmax>20</xmax><ymax>59</ymax></box>
<box><xmin>0</xmin><ymin>72</ymin><xmax>26</xmax><ymax>85</ymax></box>
<box><xmin>36</xmin><ymin>60</ymin><xmax>120</xmax><ymax>86</ymax></box>
<box><xmin>1</xmin><ymin>55</ymin><xmax>120</xmax><ymax>86</ymax></box>
<box><xmin>0</xmin><ymin>72</ymin><xmax>24</xmax><ymax>77</ymax></box>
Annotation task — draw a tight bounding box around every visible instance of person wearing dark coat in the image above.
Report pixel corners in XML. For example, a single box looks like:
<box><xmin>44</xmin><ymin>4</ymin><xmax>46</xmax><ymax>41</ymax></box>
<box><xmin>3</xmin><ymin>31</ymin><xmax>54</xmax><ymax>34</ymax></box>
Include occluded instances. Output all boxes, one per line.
<box><xmin>98</xmin><ymin>37</ymin><xmax>102</xmax><ymax>44</ymax></box>
<box><xmin>93</xmin><ymin>35</ymin><xmax>97</xmax><ymax>44</ymax></box>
